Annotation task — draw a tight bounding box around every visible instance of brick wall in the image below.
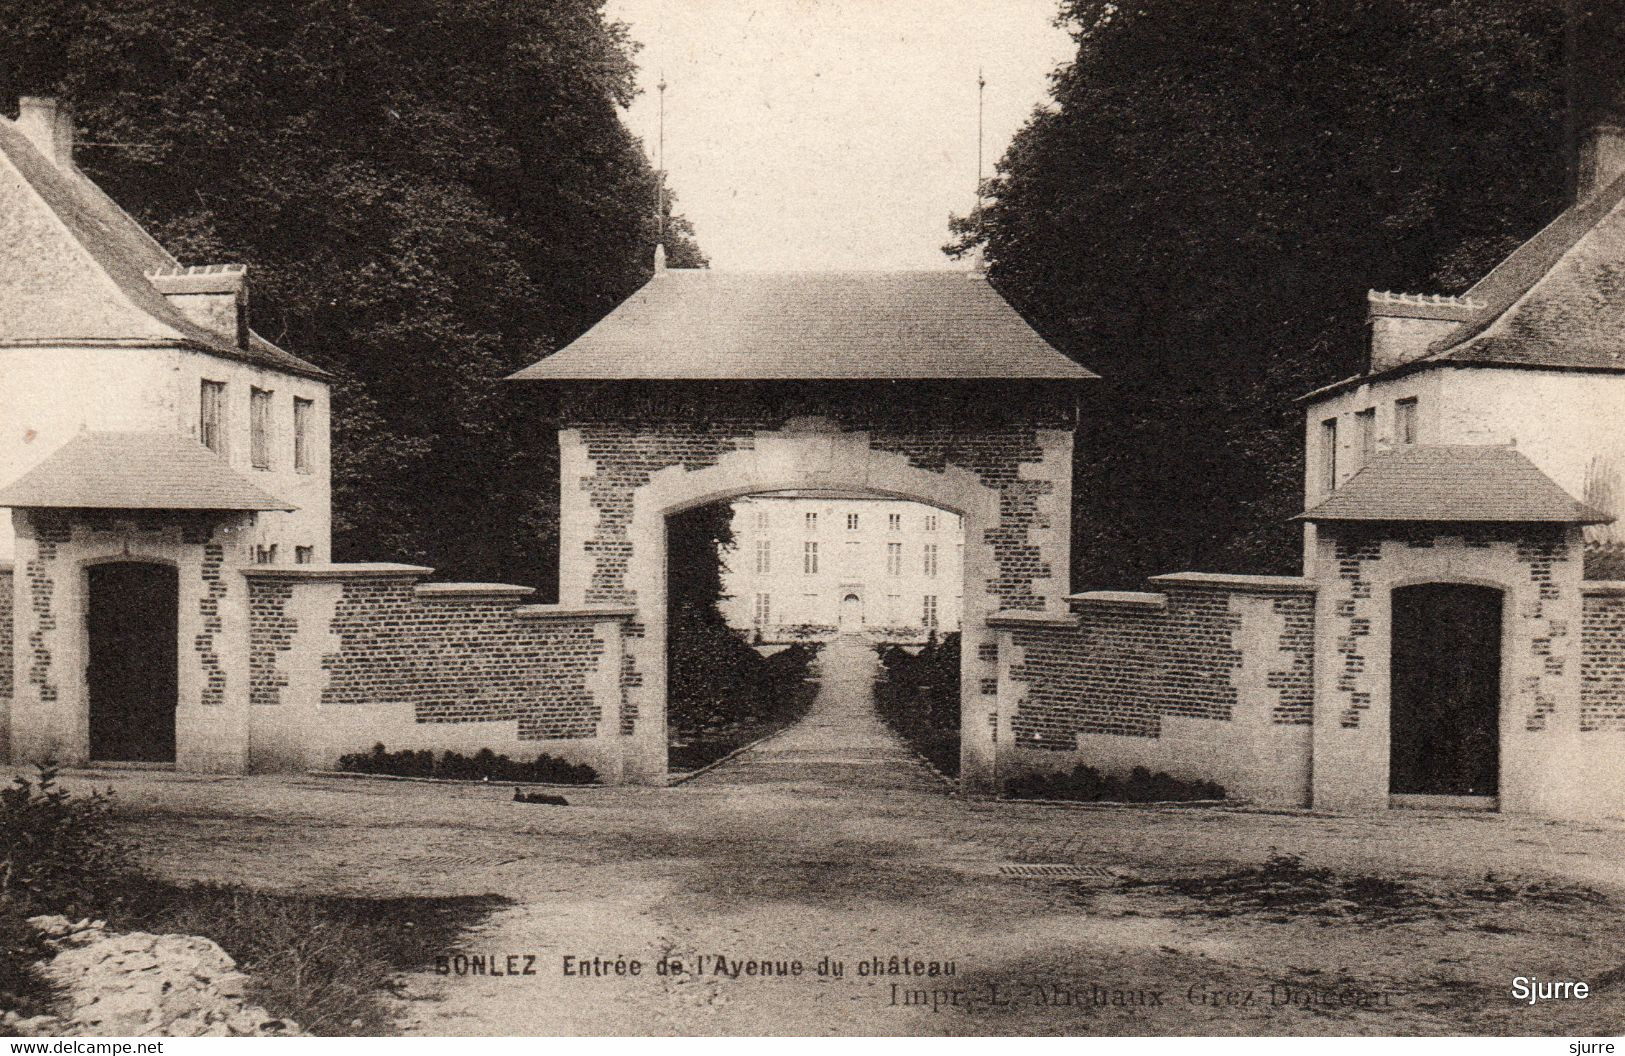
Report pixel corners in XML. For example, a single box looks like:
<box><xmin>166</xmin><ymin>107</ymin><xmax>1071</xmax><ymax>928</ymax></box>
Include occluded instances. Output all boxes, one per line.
<box><xmin>1582</xmin><ymin>588</ymin><xmax>1625</xmax><ymax>731</ymax></box>
<box><xmin>0</xmin><ymin>565</ymin><xmax>12</xmax><ymax>704</ymax></box>
<box><xmin>244</xmin><ymin>568</ymin><xmax>630</xmax><ymax>773</ymax></box>
<box><xmin>993</xmin><ymin>574</ymin><xmax>1318</xmax><ymax>805</ymax></box>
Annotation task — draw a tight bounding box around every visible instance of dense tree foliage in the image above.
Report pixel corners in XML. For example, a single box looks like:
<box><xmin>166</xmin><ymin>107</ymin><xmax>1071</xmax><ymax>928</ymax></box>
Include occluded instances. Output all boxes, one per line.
<box><xmin>1</xmin><ymin>0</ymin><xmax>703</xmax><ymax>590</ymax></box>
<box><xmin>952</xmin><ymin>0</ymin><xmax>1571</xmax><ymax>586</ymax></box>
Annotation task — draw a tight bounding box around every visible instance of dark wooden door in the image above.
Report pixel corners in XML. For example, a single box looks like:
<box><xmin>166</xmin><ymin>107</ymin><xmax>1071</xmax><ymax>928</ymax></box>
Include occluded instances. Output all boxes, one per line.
<box><xmin>88</xmin><ymin>563</ymin><xmax>179</xmax><ymax>762</ymax></box>
<box><xmin>1389</xmin><ymin>583</ymin><xmax>1502</xmax><ymax>796</ymax></box>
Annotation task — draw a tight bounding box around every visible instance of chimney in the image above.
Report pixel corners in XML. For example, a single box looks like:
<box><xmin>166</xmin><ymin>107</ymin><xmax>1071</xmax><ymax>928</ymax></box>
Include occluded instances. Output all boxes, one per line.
<box><xmin>147</xmin><ymin>265</ymin><xmax>250</xmax><ymax>349</ymax></box>
<box><xmin>1366</xmin><ymin>291</ymin><xmax>1481</xmax><ymax>372</ymax></box>
<box><xmin>653</xmin><ymin>242</ymin><xmax>668</xmax><ymax>276</ymax></box>
<box><xmin>14</xmin><ymin>96</ymin><xmax>75</xmax><ymax>170</ymax></box>
<box><xmin>1569</xmin><ymin>1</ymin><xmax>1625</xmax><ymax>200</ymax></box>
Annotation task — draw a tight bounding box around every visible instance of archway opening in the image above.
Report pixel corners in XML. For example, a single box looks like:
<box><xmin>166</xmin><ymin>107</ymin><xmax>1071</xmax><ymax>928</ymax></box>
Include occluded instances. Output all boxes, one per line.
<box><xmin>1389</xmin><ymin>583</ymin><xmax>1503</xmax><ymax>801</ymax></box>
<box><xmin>663</xmin><ymin>489</ymin><xmax>965</xmax><ymax>782</ymax></box>
<box><xmin>87</xmin><ymin>561</ymin><xmax>179</xmax><ymax>763</ymax></box>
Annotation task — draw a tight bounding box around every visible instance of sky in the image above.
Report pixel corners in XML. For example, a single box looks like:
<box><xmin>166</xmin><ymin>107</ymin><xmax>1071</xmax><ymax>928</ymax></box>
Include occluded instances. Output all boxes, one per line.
<box><xmin>604</xmin><ymin>0</ymin><xmax>1076</xmax><ymax>271</ymax></box>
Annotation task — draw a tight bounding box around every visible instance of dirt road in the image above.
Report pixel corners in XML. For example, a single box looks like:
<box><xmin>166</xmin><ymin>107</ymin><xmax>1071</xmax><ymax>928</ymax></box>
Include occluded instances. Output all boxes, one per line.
<box><xmin>46</xmin><ymin>636</ymin><xmax>1625</xmax><ymax>1035</ymax></box>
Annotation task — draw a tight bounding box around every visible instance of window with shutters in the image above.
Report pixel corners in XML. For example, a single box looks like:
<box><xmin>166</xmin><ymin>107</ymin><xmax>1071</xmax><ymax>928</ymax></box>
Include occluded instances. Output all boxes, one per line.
<box><xmin>250</xmin><ymin>388</ymin><xmax>273</xmax><ymax>469</ymax></box>
<box><xmin>200</xmin><ymin>380</ymin><xmax>227</xmax><ymax>455</ymax></box>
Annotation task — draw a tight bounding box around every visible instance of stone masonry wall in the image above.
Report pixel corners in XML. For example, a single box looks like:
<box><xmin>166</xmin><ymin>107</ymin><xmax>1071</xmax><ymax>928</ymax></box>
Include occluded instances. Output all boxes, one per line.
<box><xmin>244</xmin><ymin>569</ymin><xmax>630</xmax><ymax>773</ymax></box>
<box><xmin>1003</xmin><ymin>580</ymin><xmax>1315</xmax><ymax>747</ymax></box>
<box><xmin>1581</xmin><ymin>588</ymin><xmax>1625</xmax><ymax>731</ymax></box>
<box><xmin>994</xmin><ymin>575</ymin><xmax>1317</xmax><ymax>805</ymax></box>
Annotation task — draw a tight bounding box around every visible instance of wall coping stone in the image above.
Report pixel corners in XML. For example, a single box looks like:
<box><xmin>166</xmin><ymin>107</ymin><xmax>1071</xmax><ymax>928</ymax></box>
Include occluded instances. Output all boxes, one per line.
<box><xmin>514</xmin><ymin>604</ymin><xmax>638</xmax><ymax>621</ymax></box>
<box><xmin>987</xmin><ymin>609</ymin><xmax>1076</xmax><ymax>629</ymax></box>
<box><xmin>241</xmin><ymin>562</ymin><xmax>434</xmax><ymax>580</ymax></box>
<box><xmin>1149</xmin><ymin>572</ymin><xmax>1318</xmax><ymax>593</ymax></box>
<box><xmin>1067</xmin><ymin>590</ymin><xmax>1167</xmax><ymax>610</ymax></box>
<box><xmin>1581</xmin><ymin>580</ymin><xmax>1625</xmax><ymax>596</ymax></box>
<box><xmin>414</xmin><ymin>582</ymin><xmax>537</xmax><ymax>600</ymax></box>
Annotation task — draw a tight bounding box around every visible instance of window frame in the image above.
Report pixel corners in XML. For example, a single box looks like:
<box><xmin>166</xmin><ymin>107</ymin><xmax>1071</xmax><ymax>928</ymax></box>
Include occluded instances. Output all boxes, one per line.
<box><xmin>1395</xmin><ymin>397</ymin><xmax>1418</xmax><ymax>446</ymax></box>
<box><xmin>200</xmin><ymin>379</ymin><xmax>227</xmax><ymax>455</ymax></box>
<box><xmin>293</xmin><ymin>396</ymin><xmax>314</xmax><ymax>473</ymax></box>
<box><xmin>250</xmin><ymin>387</ymin><xmax>274</xmax><ymax>470</ymax></box>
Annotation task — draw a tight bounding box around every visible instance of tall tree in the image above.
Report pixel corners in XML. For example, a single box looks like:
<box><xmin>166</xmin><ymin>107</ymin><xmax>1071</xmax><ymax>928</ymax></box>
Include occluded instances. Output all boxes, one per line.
<box><xmin>952</xmin><ymin>0</ymin><xmax>1567</xmax><ymax>586</ymax></box>
<box><xmin>1</xmin><ymin>0</ymin><xmax>704</xmax><ymax>592</ymax></box>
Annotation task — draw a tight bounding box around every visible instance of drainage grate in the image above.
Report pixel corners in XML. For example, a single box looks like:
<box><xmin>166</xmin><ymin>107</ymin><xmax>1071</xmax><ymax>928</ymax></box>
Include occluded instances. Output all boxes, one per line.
<box><xmin>413</xmin><ymin>854</ymin><xmax>526</xmax><ymax>868</ymax></box>
<box><xmin>998</xmin><ymin>863</ymin><xmax>1117</xmax><ymax>880</ymax></box>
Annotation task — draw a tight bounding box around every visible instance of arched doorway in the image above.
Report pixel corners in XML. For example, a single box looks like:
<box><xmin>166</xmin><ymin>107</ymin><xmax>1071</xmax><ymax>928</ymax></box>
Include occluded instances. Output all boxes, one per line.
<box><xmin>1389</xmin><ymin>583</ymin><xmax>1503</xmax><ymax>799</ymax></box>
<box><xmin>87</xmin><ymin>562</ymin><xmax>179</xmax><ymax>763</ymax></box>
<box><xmin>839</xmin><ymin>593</ymin><xmax>863</xmax><ymax>632</ymax></box>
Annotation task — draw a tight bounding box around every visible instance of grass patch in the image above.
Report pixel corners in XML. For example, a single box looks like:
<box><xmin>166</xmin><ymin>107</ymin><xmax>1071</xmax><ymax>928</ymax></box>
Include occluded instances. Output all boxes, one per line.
<box><xmin>107</xmin><ymin>881</ymin><xmax>510</xmax><ymax>1035</ymax></box>
<box><xmin>1119</xmin><ymin>851</ymin><xmax>1607</xmax><ymax>926</ymax></box>
<box><xmin>1006</xmin><ymin>763</ymin><xmax>1225</xmax><ymax>803</ymax></box>
<box><xmin>337</xmin><ymin>745</ymin><xmax>597</xmax><ymax>784</ymax></box>
<box><xmin>1</xmin><ymin>766</ymin><xmax>508</xmax><ymax>1034</ymax></box>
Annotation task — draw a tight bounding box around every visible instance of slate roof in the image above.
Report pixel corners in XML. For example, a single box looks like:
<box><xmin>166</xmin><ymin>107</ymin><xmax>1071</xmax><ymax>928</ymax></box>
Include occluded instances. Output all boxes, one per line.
<box><xmin>1297</xmin><ymin>445</ymin><xmax>1611</xmax><ymax>525</ymax></box>
<box><xmin>0</xmin><ymin>432</ymin><xmax>295</xmax><ymax>511</ymax></box>
<box><xmin>0</xmin><ymin>118</ymin><xmax>327</xmax><ymax>379</ymax></box>
<box><xmin>509</xmin><ymin>269</ymin><xmax>1094</xmax><ymax>381</ymax></box>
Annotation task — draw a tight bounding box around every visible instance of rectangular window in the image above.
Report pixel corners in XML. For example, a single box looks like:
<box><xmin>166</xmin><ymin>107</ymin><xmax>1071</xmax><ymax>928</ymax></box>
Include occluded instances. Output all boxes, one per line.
<box><xmin>293</xmin><ymin>397</ymin><xmax>314</xmax><ymax>473</ymax></box>
<box><xmin>250</xmin><ymin>387</ymin><xmax>273</xmax><ymax>469</ymax></box>
<box><xmin>886</xmin><ymin>594</ymin><xmax>901</xmax><ymax>621</ymax></box>
<box><xmin>753</xmin><ymin>507</ymin><xmax>769</xmax><ymax>531</ymax></box>
<box><xmin>754</xmin><ymin>593</ymin><xmax>771</xmax><ymax>627</ymax></box>
<box><xmin>200</xmin><ymin>380</ymin><xmax>226</xmax><ymax>454</ymax></box>
<box><xmin>846</xmin><ymin>513</ymin><xmax>859</xmax><ymax>531</ymax></box>
<box><xmin>805</xmin><ymin>511</ymin><xmax>818</xmax><ymax>532</ymax></box>
<box><xmin>1320</xmin><ymin>418</ymin><xmax>1338</xmax><ymax>491</ymax></box>
<box><xmin>755</xmin><ymin>539</ymin><xmax>771</xmax><ymax>574</ymax></box>
<box><xmin>923</xmin><ymin>595</ymin><xmax>938</xmax><ymax>629</ymax></box>
<box><xmin>1395</xmin><ymin>397</ymin><xmax>1418</xmax><ymax>445</ymax></box>
<box><xmin>1355</xmin><ymin>407</ymin><xmax>1376</xmax><ymax>467</ymax></box>
<box><xmin>254</xmin><ymin>544</ymin><xmax>277</xmax><ymax>565</ymax></box>
<box><xmin>924</xmin><ymin>513</ymin><xmax>939</xmax><ymax>532</ymax></box>
<box><xmin>888</xmin><ymin>513</ymin><xmax>901</xmax><ymax>531</ymax></box>
<box><xmin>804</xmin><ymin>541</ymin><xmax>819</xmax><ymax>575</ymax></box>
<box><xmin>886</xmin><ymin>542</ymin><xmax>902</xmax><ymax>576</ymax></box>
<box><xmin>295</xmin><ymin>545</ymin><xmax>315</xmax><ymax>565</ymax></box>
<box><xmin>923</xmin><ymin>543</ymin><xmax>938</xmax><ymax>577</ymax></box>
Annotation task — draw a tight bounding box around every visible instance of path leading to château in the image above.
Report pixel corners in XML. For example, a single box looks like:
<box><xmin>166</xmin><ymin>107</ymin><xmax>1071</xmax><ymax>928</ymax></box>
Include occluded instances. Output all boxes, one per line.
<box><xmin>35</xmin><ymin>641</ymin><xmax>1625</xmax><ymax>1036</ymax></box>
<box><xmin>682</xmin><ymin>634</ymin><xmax>945</xmax><ymax>793</ymax></box>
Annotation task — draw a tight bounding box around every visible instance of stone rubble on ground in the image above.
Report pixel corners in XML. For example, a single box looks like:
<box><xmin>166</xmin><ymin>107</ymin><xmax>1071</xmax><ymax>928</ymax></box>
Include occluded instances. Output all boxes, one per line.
<box><xmin>0</xmin><ymin>915</ymin><xmax>302</xmax><ymax>1038</ymax></box>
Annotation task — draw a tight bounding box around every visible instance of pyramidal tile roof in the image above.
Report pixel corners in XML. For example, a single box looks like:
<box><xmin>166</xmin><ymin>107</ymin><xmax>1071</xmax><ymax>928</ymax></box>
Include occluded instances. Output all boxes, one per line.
<box><xmin>1298</xmin><ymin>445</ymin><xmax>1611</xmax><ymax>525</ymax></box>
<box><xmin>0</xmin><ymin>117</ymin><xmax>327</xmax><ymax>379</ymax></box>
<box><xmin>509</xmin><ymin>269</ymin><xmax>1095</xmax><ymax>381</ymax></box>
<box><xmin>0</xmin><ymin>432</ymin><xmax>295</xmax><ymax>512</ymax></box>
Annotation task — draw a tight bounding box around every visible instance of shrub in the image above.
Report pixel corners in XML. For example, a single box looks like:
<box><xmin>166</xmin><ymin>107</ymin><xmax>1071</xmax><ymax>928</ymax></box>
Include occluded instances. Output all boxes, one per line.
<box><xmin>1005</xmin><ymin>764</ymin><xmax>1225</xmax><ymax>803</ymax></box>
<box><xmin>0</xmin><ymin>765</ymin><xmax>134</xmax><ymax>919</ymax></box>
<box><xmin>873</xmin><ymin>633</ymin><xmax>961</xmax><ymax>776</ymax></box>
<box><xmin>336</xmin><ymin>744</ymin><xmax>597</xmax><ymax>784</ymax></box>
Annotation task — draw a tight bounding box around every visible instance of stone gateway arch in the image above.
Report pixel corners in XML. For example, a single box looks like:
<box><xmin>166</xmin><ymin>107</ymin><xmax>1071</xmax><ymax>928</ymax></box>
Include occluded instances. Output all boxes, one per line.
<box><xmin>511</xmin><ymin>267</ymin><xmax>1094</xmax><ymax>788</ymax></box>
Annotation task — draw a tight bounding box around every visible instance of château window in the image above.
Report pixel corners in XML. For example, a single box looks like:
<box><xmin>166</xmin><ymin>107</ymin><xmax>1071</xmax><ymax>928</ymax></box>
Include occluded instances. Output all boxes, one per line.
<box><xmin>753</xmin><ymin>507</ymin><xmax>769</xmax><ymax>531</ymax></box>
<box><xmin>888</xmin><ymin>513</ymin><xmax>901</xmax><ymax>531</ymax></box>
<box><xmin>1320</xmin><ymin>418</ymin><xmax>1338</xmax><ymax>491</ymax></box>
<box><xmin>250</xmin><ymin>387</ymin><xmax>273</xmax><ymax>469</ymax></box>
<box><xmin>200</xmin><ymin>380</ymin><xmax>226</xmax><ymax>455</ymax></box>
<box><xmin>924</xmin><ymin>513</ymin><xmax>939</xmax><ymax>532</ymax></box>
<box><xmin>847</xmin><ymin>513</ymin><xmax>860</xmax><ymax>531</ymax></box>
<box><xmin>922</xmin><ymin>595</ymin><xmax>938</xmax><ymax>629</ymax></box>
<box><xmin>755</xmin><ymin>539</ymin><xmax>771</xmax><ymax>574</ymax></box>
<box><xmin>293</xmin><ymin>397</ymin><xmax>314</xmax><ymax>473</ymax></box>
<box><xmin>923</xmin><ymin>543</ymin><xmax>938</xmax><ymax>577</ymax></box>
<box><xmin>886</xmin><ymin>542</ymin><xmax>902</xmax><ymax>576</ymax></box>
<box><xmin>804</xmin><ymin>541</ymin><xmax>819</xmax><ymax>575</ymax></box>
<box><xmin>754</xmin><ymin>593</ymin><xmax>771</xmax><ymax>627</ymax></box>
<box><xmin>254</xmin><ymin>544</ymin><xmax>277</xmax><ymax>565</ymax></box>
<box><xmin>295</xmin><ymin>545</ymin><xmax>315</xmax><ymax>565</ymax></box>
<box><xmin>1395</xmin><ymin>397</ymin><xmax>1418</xmax><ymax>445</ymax></box>
<box><xmin>1355</xmin><ymin>407</ymin><xmax>1376</xmax><ymax>468</ymax></box>
<box><xmin>805</xmin><ymin>512</ymin><xmax>818</xmax><ymax>532</ymax></box>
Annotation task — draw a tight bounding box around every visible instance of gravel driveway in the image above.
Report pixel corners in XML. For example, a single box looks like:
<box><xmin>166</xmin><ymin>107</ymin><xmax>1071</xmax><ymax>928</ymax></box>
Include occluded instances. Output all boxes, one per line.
<box><xmin>35</xmin><ymin>637</ymin><xmax>1625</xmax><ymax>1035</ymax></box>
